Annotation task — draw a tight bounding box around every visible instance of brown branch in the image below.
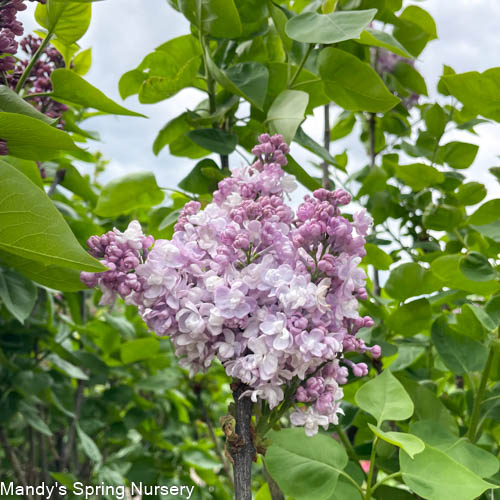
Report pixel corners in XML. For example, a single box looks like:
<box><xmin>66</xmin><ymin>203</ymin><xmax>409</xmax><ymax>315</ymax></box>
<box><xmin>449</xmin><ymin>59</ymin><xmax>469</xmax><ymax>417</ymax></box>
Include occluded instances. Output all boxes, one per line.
<box><xmin>228</xmin><ymin>382</ymin><xmax>255</xmax><ymax>500</ymax></box>
<box><xmin>47</xmin><ymin>168</ymin><xmax>66</xmax><ymax>197</ymax></box>
<box><xmin>263</xmin><ymin>463</ymin><xmax>284</xmax><ymax>500</ymax></box>
<box><xmin>0</xmin><ymin>427</ymin><xmax>34</xmax><ymax>500</ymax></box>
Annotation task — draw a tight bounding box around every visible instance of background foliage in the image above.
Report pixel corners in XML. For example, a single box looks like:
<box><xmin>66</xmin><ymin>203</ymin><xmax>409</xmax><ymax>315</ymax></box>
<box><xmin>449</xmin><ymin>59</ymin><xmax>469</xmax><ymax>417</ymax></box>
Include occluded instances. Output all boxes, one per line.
<box><xmin>0</xmin><ymin>0</ymin><xmax>499</xmax><ymax>499</ymax></box>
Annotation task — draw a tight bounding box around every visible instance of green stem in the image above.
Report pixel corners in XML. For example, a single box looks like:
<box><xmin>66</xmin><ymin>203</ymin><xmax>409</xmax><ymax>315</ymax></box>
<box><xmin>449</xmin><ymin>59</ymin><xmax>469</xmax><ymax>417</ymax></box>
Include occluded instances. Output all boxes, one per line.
<box><xmin>335</xmin><ymin>426</ymin><xmax>366</xmax><ymax>477</ymax></box>
<box><xmin>288</xmin><ymin>44</ymin><xmax>313</xmax><ymax>88</ymax></box>
<box><xmin>364</xmin><ymin>437</ymin><xmax>378</xmax><ymax>500</ymax></box>
<box><xmin>23</xmin><ymin>92</ymin><xmax>54</xmax><ymax>99</ymax></box>
<box><xmin>337</xmin><ymin>470</ymin><xmax>365</xmax><ymax>496</ymax></box>
<box><xmin>15</xmin><ymin>33</ymin><xmax>53</xmax><ymax>94</ymax></box>
<box><xmin>371</xmin><ymin>471</ymin><xmax>402</xmax><ymax>494</ymax></box>
<box><xmin>467</xmin><ymin>342</ymin><xmax>496</xmax><ymax>443</ymax></box>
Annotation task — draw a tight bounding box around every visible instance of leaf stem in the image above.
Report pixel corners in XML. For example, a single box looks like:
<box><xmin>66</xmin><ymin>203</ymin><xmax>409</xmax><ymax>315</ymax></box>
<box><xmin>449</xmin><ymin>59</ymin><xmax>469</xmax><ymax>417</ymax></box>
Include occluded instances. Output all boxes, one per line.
<box><xmin>15</xmin><ymin>32</ymin><xmax>53</xmax><ymax>94</ymax></box>
<box><xmin>23</xmin><ymin>92</ymin><xmax>54</xmax><ymax>99</ymax></box>
<box><xmin>364</xmin><ymin>436</ymin><xmax>378</xmax><ymax>500</ymax></box>
<box><xmin>288</xmin><ymin>44</ymin><xmax>313</xmax><ymax>88</ymax></box>
<box><xmin>335</xmin><ymin>425</ymin><xmax>366</xmax><ymax>477</ymax></box>
<box><xmin>371</xmin><ymin>471</ymin><xmax>403</xmax><ymax>494</ymax></box>
<box><xmin>467</xmin><ymin>339</ymin><xmax>496</xmax><ymax>443</ymax></box>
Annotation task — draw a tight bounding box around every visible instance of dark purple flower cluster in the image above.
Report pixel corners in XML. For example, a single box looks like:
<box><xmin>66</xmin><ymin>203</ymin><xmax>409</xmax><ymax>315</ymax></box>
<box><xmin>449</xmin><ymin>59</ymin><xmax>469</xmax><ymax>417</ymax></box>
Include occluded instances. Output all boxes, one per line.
<box><xmin>0</xmin><ymin>0</ymin><xmax>45</xmax><ymax>72</ymax></box>
<box><xmin>8</xmin><ymin>34</ymin><xmax>67</xmax><ymax>121</ymax></box>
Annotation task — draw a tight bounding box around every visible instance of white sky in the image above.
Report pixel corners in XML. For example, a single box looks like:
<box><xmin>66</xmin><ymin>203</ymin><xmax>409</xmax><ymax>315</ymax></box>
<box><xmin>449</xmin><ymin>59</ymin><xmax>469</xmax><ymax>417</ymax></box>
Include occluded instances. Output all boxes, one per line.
<box><xmin>18</xmin><ymin>0</ymin><xmax>500</xmax><ymax>198</ymax></box>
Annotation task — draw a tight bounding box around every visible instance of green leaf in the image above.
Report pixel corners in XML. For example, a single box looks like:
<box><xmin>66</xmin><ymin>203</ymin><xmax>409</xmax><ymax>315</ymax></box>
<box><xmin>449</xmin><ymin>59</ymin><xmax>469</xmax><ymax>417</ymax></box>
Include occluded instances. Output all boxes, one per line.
<box><xmin>265</xmin><ymin>428</ymin><xmax>348</xmax><ymax>500</ymax></box>
<box><xmin>268</xmin><ymin>1</ymin><xmax>292</xmax><ymax>53</ymax></box>
<box><xmin>267</xmin><ymin>90</ymin><xmax>308</xmax><ymax>145</ymax></box>
<box><xmin>0</xmin><ymin>250</ymin><xmax>85</xmax><ymax>291</ymax></box>
<box><xmin>153</xmin><ymin>113</ymin><xmax>209</xmax><ymax>158</ymax></box>
<box><xmin>386</xmin><ymin>298</ymin><xmax>432</xmax><ymax>336</ymax></box>
<box><xmin>35</xmin><ymin>0</ymin><xmax>91</xmax><ymax>45</ymax></box>
<box><xmin>47</xmin><ymin>353</ymin><xmax>88</xmax><ymax>380</ymax></box>
<box><xmin>425</xmin><ymin>103</ymin><xmax>446</xmax><ymax>137</ymax></box>
<box><xmin>400</xmin><ymin>446</ymin><xmax>496</xmax><ymax>500</ymax></box>
<box><xmin>20</xmin><ymin>402</ymin><xmax>53</xmax><ymax>436</ymax></box>
<box><xmin>437</xmin><ymin>141</ymin><xmax>479</xmax><ymax>169</ymax></box>
<box><xmin>410</xmin><ymin>421</ymin><xmax>499</xmax><ymax>479</ymax></box>
<box><xmin>0</xmin><ymin>112</ymin><xmax>81</xmax><ymax>160</ymax></box>
<box><xmin>50</xmin><ymin>473</ymin><xmax>77</xmax><ymax>492</ymax></box>
<box><xmin>2</xmin><ymin>157</ymin><xmax>43</xmax><ymax>188</ymax></box>
<box><xmin>393</xmin><ymin>62</ymin><xmax>428</xmax><ymax>96</ymax></box>
<box><xmin>178</xmin><ymin>159</ymin><xmax>224</xmax><ymax>194</ymax></box>
<box><xmin>486</xmin><ymin>295</ymin><xmax>500</xmax><ymax>327</ymax></box>
<box><xmin>0</xmin><ymin>161</ymin><xmax>105</xmax><ymax>272</ymax></box>
<box><xmin>368</xmin><ymin>424</ymin><xmax>424</xmax><ymax>459</ymax></box>
<box><xmin>331</xmin><ymin>112</ymin><xmax>356</xmax><ymax>141</ymax></box>
<box><xmin>0</xmin><ymin>85</ymin><xmax>56</xmax><ymax>125</ymax></box>
<box><xmin>431</xmin><ymin>254</ymin><xmax>500</xmax><ymax>296</ymax></box>
<box><xmin>385</xmin><ymin>262</ymin><xmax>442</xmax><ymax>301</ymax></box>
<box><xmin>431</xmin><ymin>316</ymin><xmax>488</xmax><ymax>375</ymax></box>
<box><xmin>208</xmin><ymin>59</ymin><xmax>269</xmax><ymax>110</ymax></box>
<box><xmin>472</xmin><ymin>220</ymin><xmax>500</xmax><ymax>242</ymax></box>
<box><xmin>136</xmin><ymin>35</ymin><xmax>203</xmax><ymax>104</ymax></box>
<box><xmin>295</xmin><ymin>127</ymin><xmax>343</xmax><ymax>171</ymax></box>
<box><xmin>120</xmin><ymin>337</ymin><xmax>160</xmax><ymax>364</ymax></box>
<box><xmin>51</xmin><ymin>69</ymin><xmax>145</xmax><ymax>117</ymax></box>
<box><xmin>76</xmin><ymin>424</ymin><xmax>102</xmax><ymax>463</ymax></box>
<box><xmin>395</xmin><ymin>163</ymin><xmax>444</xmax><ymax>191</ymax></box>
<box><xmin>468</xmin><ymin>199</ymin><xmax>500</xmax><ymax>225</ymax></box>
<box><xmin>0</xmin><ymin>268</ymin><xmax>37</xmax><ymax>324</ymax></box>
<box><xmin>285</xmin><ymin>9</ymin><xmax>376</xmax><ymax>44</ymax></box>
<box><xmin>422</xmin><ymin>204</ymin><xmax>463</xmax><ymax>231</ymax></box>
<box><xmin>460</xmin><ymin>252</ymin><xmax>497</xmax><ymax>282</ymax></box>
<box><xmin>187</xmin><ymin>129</ymin><xmax>237</xmax><ymax>155</ymax></box>
<box><xmin>283</xmin><ymin>156</ymin><xmax>321</xmax><ymax>192</ymax></box>
<box><xmin>399</xmin><ymin>5</ymin><xmax>437</xmax><ymax>40</ymax></box>
<box><xmin>355</xmin><ymin>28</ymin><xmax>412</xmax><ymax>58</ymax></box>
<box><xmin>72</xmin><ymin>47</ymin><xmax>92</xmax><ymax>75</ymax></box>
<box><xmin>456</xmin><ymin>182</ymin><xmax>486</xmax><ymax>206</ymax></box>
<box><xmin>178</xmin><ymin>0</ymin><xmax>242</xmax><ymax>38</ymax></box>
<box><xmin>363</xmin><ymin>243</ymin><xmax>392</xmax><ymax>270</ymax></box>
<box><xmin>455</xmin><ymin>303</ymin><xmax>496</xmax><ymax>340</ymax></box>
<box><xmin>319</xmin><ymin>48</ymin><xmax>400</xmax><ymax>113</ymax></box>
<box><xmin>119</xmin><ymin>69</ymin><xmax>146</xmax><ymax>100</ymax></box>
<box><xmin>60</xmin><ymin>164</ymin><xmax>98</xmax><ymax>205</ymax></box>
<box><xmin>15</xmin><ymin>264</ymin><xmax>82</xmax><ymax>303</ymax></box>
<box><xmin>355</xmin><ymin>369</ymin><xmax>414</xmax><ymax>425</ymax></box>
<box><xmin>441</xmin><ymin>68</ymin><xmax>500</xmax><ymax>122</ymax></box>
<box><xmin>95</xmin><ymin>172</ymin><xmax>164</xmax><ymax>217</ymax></box>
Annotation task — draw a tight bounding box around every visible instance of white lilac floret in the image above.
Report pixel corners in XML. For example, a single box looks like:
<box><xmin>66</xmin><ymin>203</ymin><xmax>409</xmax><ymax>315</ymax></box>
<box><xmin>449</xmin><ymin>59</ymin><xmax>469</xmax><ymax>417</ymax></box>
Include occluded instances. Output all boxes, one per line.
<box><xmin>81</xmin><ymin>134</ymin><xmax>381</xmax><ymax>436</ymax></box>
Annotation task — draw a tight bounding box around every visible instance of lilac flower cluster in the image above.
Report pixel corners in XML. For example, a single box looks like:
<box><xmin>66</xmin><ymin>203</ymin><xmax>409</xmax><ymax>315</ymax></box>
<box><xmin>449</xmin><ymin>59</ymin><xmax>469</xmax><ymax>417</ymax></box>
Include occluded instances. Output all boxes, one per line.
<box><xmin>82</xmin><ymin>134</ymin><xmax>380</xmax><ymax>436</ymax></box>
<box><xmin>0</xmin><ymin>0</ymin><xmax>44</xmax><ymax>72</ymax></box>
<box><xmin>8</xmin><ymin>35</ymin><xmax>67</xmax><ymax>121</ymax></box>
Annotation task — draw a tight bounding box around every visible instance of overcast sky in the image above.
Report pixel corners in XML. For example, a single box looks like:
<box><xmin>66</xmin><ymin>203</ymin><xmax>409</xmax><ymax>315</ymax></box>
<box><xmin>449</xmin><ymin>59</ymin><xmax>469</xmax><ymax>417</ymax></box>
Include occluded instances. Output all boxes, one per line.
<box><xmin>19</xmin><ymin>0</ymin><xmax>500</xmax><ymax>198</ymax></box>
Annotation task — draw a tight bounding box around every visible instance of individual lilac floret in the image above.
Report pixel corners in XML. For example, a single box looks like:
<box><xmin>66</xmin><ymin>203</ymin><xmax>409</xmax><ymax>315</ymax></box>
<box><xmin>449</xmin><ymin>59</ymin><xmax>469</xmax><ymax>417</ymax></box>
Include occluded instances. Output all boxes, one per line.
<box><xmin>0</xmin><ymin>140</ymin><xmax>8</xmax><ymax>156</ymax></box>
<box><xmin>81</xmin><ymin>134</ymin><xmax>379</xmax><ymax>436</ymax></box>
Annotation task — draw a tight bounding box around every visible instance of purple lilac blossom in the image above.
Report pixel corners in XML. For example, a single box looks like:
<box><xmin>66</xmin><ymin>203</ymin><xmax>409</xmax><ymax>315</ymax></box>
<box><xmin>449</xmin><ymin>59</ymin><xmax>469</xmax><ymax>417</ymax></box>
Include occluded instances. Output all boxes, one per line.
<box><xmin>81</xmin><ymin>134</ymin><xmax>380</xmax><ymax>437</ymax></box>
<box><xmin>7</xmin><ymin>34</ymin><xmax>68</xmax><ymax>123</ymax></box>
<box><xmin>0</xmin><ymin>0</ymin><xmax>45</xmax><ymax>72</ymax></box>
